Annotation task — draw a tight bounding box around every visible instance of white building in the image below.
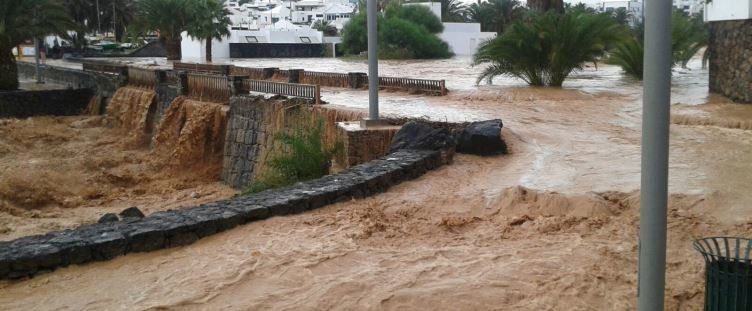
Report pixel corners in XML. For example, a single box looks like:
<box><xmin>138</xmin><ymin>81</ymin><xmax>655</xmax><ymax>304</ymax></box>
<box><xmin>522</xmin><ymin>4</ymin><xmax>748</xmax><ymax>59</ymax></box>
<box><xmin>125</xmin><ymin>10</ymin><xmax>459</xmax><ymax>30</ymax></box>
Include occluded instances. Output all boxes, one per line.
<box><xmin>407</xmin><ymin>2</ymin><xmax>497</xmax><ymax>56</ymax></box>
<box><xmin>673</xmin><ymin>0</ymin><xmax>704</xmax><ymax>15</ymax></box>
<box><xmin>704</xmin><ymin>0</ymin><xmax>752</xmax><ymax>21</ymax></box>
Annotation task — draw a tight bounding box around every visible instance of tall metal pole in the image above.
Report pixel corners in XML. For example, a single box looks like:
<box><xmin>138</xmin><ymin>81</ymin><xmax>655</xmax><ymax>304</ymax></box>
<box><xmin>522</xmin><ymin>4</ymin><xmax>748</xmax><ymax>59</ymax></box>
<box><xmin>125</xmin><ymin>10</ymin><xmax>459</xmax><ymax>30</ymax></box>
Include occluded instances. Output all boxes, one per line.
<box><xmin>637</xmin><ymin>0</ymin><xmax>672</xmax><ymax>309</ymax></box>
<box><xmin>366</xmin><ymin>0</ymin><xmax>379</xmax><ymax>121</ymax></box>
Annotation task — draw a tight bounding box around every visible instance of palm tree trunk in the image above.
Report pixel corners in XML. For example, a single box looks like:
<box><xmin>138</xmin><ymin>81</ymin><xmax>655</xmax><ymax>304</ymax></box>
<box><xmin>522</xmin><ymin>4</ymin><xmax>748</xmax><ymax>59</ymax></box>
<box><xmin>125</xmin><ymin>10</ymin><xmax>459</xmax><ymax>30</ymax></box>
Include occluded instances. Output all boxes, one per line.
<box><xmin>0</xmin><ymin>46</ymin><xmax>19</xmax><ymax>91</ymax></box>
<box><xmin>162</xmin><ymin>36</ymin><xmax>182</xmax><ymax>61</ymax></box>
<box><xmin>205</xmin><ymin>36</ymin><xmax>212</xmax><ymax>63</ymax></box>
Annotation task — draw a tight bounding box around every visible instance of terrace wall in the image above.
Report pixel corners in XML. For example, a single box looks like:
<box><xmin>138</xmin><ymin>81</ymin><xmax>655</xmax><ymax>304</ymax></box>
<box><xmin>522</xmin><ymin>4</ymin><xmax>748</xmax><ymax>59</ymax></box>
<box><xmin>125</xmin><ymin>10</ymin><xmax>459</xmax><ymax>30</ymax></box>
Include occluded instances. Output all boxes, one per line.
<box><xmin>0</xmin><ymin>89</ymin><xmax>94</xmax><ymax>118</ymax></box>
<box><xmin>708</xmin><ymin>19</ymin><xmax>752</xmax><ymax>103</ymax></box>
<box><xmin>16</xmin><ymin>62</ymin><xmax>122</xmax><ymax>101</ymax></box>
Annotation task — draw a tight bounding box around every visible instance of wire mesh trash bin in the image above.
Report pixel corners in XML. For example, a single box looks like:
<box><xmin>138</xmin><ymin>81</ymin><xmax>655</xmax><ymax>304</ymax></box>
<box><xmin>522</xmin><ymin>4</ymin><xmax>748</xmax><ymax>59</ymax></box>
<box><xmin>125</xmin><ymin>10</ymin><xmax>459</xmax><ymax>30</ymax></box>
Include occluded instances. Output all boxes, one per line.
<box><xmin>694</xmin><ymin>237</ymin><xmax>752</xmax><ymax>310</ymax></box>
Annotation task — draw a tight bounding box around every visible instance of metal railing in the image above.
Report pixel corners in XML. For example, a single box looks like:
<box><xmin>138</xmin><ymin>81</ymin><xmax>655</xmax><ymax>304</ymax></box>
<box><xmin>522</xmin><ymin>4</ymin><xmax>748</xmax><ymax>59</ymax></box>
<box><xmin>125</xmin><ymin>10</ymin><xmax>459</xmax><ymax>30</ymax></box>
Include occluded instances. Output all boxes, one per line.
<box><xmin>127</xmin><ymin>67</ymin><xmax>157</xmax><ymax>89</ymax></box>
<box><xmin>174</xmin><ymin>62</ymin><xmax>231</xmax><ymax>75</ymax></box>
<box><xmin>300</xmin><ymin>71</ymin><xmax>350</xmax><ymax>88</ymax></box>
<box><xmin>378</xmin><ymin>76</ymin><xmax>447</xmax><ymax>95</ymax></box>
<box><xmin>241</xmin><ymin>79</ymin><xmax>320</xmax><ymax>104</ymax></box>
<box><xmin>186</xmin><ymin>73</ymin><xmax>232</xmax><ymax>102</ymax></box>
<box><xmin>229</xmin><ymin>66</ymin><xmax>267</xmax><ymax>80</ymax></box>
<box><xmin>82</xmin><ymin>62</ymin><xmax>128</xmax><ymax>75</ymax></box>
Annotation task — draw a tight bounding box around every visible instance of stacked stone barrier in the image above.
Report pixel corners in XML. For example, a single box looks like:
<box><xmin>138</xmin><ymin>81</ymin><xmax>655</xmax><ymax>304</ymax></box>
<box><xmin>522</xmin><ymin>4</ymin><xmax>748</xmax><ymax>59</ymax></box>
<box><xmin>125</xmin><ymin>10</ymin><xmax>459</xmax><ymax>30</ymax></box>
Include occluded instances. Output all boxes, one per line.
<box><xmin>0</xmin><ymin>149</ymin><xmax>443</xmax><ymax>280</ymax></box>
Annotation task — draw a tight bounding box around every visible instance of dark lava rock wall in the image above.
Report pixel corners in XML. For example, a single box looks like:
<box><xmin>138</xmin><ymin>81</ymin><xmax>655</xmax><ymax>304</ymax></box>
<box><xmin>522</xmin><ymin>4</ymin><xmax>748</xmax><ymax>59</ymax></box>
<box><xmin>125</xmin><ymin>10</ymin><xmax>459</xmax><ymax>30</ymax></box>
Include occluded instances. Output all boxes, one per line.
<box><xmin>708</xmin><ymin>19</ymin><xmax>752</xmax><ymax>103</ymax></box>
<box><xmin>0</xmin><ymin>89</ymin><xmax>94</xmax><ymax>118</ymax></box>
<box><xmin>0</xmin><ymin>149</ymin><xmax>443</xmax><ymax>280</ymax></box>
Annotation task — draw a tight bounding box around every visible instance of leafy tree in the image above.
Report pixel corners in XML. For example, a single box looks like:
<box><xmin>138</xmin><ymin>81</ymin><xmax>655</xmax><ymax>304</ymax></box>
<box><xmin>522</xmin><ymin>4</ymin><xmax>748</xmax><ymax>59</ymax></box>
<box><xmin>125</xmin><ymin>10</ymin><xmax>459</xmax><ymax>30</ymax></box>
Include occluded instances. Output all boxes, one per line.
<box><xmin>100</xmin><ymin>0</ymin><xmax>137</xmax><ymax>42</ymax></box>
<box><xmin>0</xmin><ymin>0</ymin><xmax>76</xmax><ymax>90</ymax></box>
<box><xmin>312</xmin><ymin>19</ymin><xmax>338</xmax><ymax>36</ymax></box>
<box><xmin>62</xmin><ymin>0</ymin><xmax>96</xmax><ymax>49</ymax></box>
<box><xmin>473</xmin><ymin>10</ymin><xmax>624</xmax><ymax>86</ymax></box>
<box><xmin>130</xmin><ymin>0</ymin><xmax>200</xmax><ymax>60</ymax></box>
<box><xmin>467</xmin><ymin>0</ymin><xmax>523</xmax><ymax>34</ymax></box>
<box><xmin>187</xmin><ymin>0</ymin><xmax>231</xmax><ymax>62</ymax></box>
<box><xmin>341</xmin><ymin>4</ymin><xmax>452</xmax><ymax>59</ymax></box>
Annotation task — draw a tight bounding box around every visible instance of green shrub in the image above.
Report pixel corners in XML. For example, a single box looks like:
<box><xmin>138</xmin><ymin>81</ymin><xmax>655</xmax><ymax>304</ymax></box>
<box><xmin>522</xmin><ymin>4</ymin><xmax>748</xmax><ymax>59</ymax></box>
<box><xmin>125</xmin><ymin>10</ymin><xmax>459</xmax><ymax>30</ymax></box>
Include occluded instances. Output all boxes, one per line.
<box><xmin>340</xmin><ymin>5</ymin><xmax>452</xmax><ymax>59</ymax></box>
<box><xmin>606</xmin><ymin>37</ymin><xmax>643</xmax><ymax>80</ymax></box>
<box><xmin>473</xmin><ymin>10</ymin><xmax>625</xmax><ymax>87</ymax></box>
<box><xmin>245</xmin><ymin>119</ymin><xmax>342</xmax><ymax>194</ymax></box>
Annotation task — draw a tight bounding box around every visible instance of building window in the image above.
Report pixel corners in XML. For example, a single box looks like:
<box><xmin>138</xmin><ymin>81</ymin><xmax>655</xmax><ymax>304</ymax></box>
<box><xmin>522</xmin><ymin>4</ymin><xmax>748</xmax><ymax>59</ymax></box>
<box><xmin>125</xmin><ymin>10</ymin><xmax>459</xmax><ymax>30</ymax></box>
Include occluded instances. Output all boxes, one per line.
<box><xmin>245</xmin><ymin>36</ymin><xmax>258</xmax><ymax>43</ymax></box>
<box><xmin>300</xmin><ymin>37</ymin><xmax>311</xmax><ymax>43</ymax></box>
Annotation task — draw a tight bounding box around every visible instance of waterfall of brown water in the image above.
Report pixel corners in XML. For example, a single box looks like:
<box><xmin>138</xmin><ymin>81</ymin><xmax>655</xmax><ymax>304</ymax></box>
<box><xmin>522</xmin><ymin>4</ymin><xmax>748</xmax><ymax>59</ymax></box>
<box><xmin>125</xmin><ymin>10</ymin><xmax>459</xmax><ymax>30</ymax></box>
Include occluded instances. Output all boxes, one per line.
<box><xmin>311</xmin><ymin>105</ymin><xmax>367</xmax><ymax>149</ymax></box>
<box><xmin>105</xmin><ymin>87</ymin><xmax>158</xmax><ymax>147</ymax></box>
<box><xmin>83</xmin><ymin>96</ymin><xmax>103</xmax><ymax>115</ymax></box>
<box><xmin>153</xmin><ymin>97</ymin><xmax>229</xmax><ymax>179</ymax></box>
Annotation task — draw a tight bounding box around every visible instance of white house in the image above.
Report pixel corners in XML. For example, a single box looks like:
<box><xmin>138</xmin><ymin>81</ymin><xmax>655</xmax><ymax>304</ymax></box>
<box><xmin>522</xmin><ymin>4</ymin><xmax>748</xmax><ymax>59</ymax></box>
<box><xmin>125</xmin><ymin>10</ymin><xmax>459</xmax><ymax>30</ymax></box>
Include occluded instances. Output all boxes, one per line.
<box><xmin>704</xmin><ymin>0</ymin><xmax>752</xmax><ymax>21</ymax></box>
<box><xmin>408</xmin><ymin>2</ymin><xmax>497</xmax><ymax>56</ymax></box>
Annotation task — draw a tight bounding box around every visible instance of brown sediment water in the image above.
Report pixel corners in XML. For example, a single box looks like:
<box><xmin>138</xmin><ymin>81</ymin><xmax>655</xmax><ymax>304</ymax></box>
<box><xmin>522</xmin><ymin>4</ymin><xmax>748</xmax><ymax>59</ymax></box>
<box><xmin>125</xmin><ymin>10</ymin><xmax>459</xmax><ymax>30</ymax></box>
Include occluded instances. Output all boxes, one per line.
<box><xmin>0</xmin><ymin>91</ymin><xmax>237</xmax><ymax>241</ymax></box>
<box><xmin>153</xmin><ymin>97</ymin><xmax>228</xmax><ymax>178</ymax></box>
<box><xmin>83</xmin><ymin>95</ymin><xmax>102</xmax><ymax>115</ymax></box>
<box><xmin>2</xmin><ymin>56</ymin><xmax>752</xmax><ymax>309</ymax></box>
<box><xmin>106</xmin><ymin>87</ymin><xmax>158</xmax><ymax>147</ymax></box>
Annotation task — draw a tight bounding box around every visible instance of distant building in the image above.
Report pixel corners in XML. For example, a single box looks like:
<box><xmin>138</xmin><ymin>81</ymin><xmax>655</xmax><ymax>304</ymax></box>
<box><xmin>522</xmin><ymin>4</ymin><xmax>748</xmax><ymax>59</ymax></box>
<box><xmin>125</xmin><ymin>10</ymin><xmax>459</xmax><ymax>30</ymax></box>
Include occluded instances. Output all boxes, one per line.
<box><xmin>406</xmin><ymin>2</ymin><xmax>497</xmax><ymax>56</ymax></box>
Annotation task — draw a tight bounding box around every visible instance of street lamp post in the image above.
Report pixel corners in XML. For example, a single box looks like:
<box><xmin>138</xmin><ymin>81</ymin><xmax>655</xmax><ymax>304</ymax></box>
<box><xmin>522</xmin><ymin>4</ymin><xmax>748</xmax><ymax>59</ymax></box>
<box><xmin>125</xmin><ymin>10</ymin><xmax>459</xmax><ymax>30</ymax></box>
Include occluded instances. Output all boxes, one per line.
<box><xmin>366</xmin><ymin>0</ymin><xmax>379</xmax><ymax>122</ymax></box>
<box><xmin>637</xmin><ymin>0</ymin><xmax>673</xmax><ymax>309</ymax></box>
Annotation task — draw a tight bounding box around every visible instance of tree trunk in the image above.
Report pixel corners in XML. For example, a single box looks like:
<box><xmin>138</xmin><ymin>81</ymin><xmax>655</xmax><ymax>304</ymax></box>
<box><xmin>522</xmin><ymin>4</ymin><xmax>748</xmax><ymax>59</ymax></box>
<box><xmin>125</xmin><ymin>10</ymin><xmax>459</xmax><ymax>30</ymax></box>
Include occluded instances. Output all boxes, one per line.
<box><xmin>205</xmin><ymin>36</ymin><xmax>212</xmax><ymax>63</ymax></box>
<box><xmin>0</xmin><ymin>46</ymin><xmax>19</xmax><ymax>91</ymax></box>
<box><xmin>162</xmin><ymin>35</ymin><xmax>182</xmax><ymax>61</ymax></box>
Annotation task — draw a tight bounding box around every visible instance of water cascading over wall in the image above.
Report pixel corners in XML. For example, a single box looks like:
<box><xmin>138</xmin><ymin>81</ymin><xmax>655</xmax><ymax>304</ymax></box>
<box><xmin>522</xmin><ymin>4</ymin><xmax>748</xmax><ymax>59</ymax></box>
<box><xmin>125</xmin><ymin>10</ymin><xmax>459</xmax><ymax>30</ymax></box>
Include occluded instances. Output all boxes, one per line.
<box><xmin>106</xmin><ymin>87</ymin><xmax>158</xmax><ymax>147</ymax></box>
<box><xmin>153</xmin><ymin>97</ymin><xmax>229</xmax><ymax>178</ymax></box>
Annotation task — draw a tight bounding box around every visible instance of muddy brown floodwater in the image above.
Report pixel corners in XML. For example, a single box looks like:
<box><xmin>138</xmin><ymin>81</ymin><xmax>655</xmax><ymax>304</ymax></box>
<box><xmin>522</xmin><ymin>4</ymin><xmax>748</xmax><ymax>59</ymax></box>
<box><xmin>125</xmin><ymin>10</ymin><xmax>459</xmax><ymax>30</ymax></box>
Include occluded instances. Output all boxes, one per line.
<box><xmin>2</xmin><ymin>57</ymin><xmax>752</xmax><ymax>310</ymax></box>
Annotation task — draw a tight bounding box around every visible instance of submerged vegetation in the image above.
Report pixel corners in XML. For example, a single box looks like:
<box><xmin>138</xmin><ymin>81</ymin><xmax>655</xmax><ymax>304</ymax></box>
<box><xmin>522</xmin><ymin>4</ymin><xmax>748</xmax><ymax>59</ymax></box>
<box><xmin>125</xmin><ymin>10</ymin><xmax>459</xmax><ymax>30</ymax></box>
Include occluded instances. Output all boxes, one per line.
<box><xmin>341</xmin><ymin>4</ymin><xmax>452</xmax><ymax>59</ymax></box>
<box><xmin>607</xmin><ymin>11</ymin><xmax>708</xmax><ymax>80</ymax></box>
<box><xmin>246</xmin><ymin>119</ymin><xmax>342</xmax><ymax>194</ymax></box>
<box><xmin>473</xmin><ymin>10</ymin><xmax>624</xmax><ymax>86</ymax></box>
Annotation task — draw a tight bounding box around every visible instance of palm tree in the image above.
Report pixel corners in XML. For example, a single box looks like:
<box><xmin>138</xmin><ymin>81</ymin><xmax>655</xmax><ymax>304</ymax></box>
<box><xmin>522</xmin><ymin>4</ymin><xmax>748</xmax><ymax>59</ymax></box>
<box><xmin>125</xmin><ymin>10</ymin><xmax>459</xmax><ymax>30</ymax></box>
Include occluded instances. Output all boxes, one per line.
<box><xmin>100</xmin><ymin>0</ymin><xmax>136</xmax><ymax>42</ymax></box>
<box><xmin>1</xmin><ymin>0</ymin><xmax>76</xmax><ymax>90</ymax></box>
<box><xmin>611</xmin><ymin>7</ymin><xmax>630</xmax><ymax>26</ymax></box>
<box><xmin>312</xmin><ymin>19</ymin><xmax>338</xmax><ymax>36</ymax></box>
<box><xmin>527</xmin><ymin>0</ymin><xmax>563</xmax><ymax>13</ymax></box>
<box><xmin>130</xmin><ymin>0</ymin><xmax>200</xmax><ymax>60</ymax></box>
<box><xmin>440</xmin><ymin>0</ymin><xmax>467</xmax><ymax>22</ymax></box>
<box><xmin>467</xmin><ymin>0</ymin><xmax>522</xmax><ymax>34</ymax></box>
<box><xmin>473</xmin><ymin>10</ymin><xmax>624</xmax><ymax>86</ymax></box>
<box><xmin>62</xmin><ymin>0</ymin><xmax>96</xmax><ymax>50</ymax></box>
<box><xmin>187</xmin><ymin>0</ymin><xmax>231</xmax><ymax>63</ymax></box>
<box><xmin>606</xmin><ymin>37</ymin><xmax>643</xmax><ymax>79</ymax></box>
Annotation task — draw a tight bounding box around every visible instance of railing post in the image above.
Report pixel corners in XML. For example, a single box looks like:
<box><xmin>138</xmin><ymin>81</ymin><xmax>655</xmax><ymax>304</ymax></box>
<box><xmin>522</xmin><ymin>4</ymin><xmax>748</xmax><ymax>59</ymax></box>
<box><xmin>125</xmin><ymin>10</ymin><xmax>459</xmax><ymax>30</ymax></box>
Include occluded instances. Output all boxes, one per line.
<box><xmin>118</xmin><ymin>66</ymin><xmax>129</xmax><ymax>87</ymax></box>
<box><xmin>348</xmin><ymin>72</ymin><xmax>366</xmax><ymax>89</ymax></box>
<box><xmin>177</xmin><ymin>71</ymin><xmax>189</xmax><ymax>96</ymax></box>
<box><xmin>288</xmin><ymin>69</ymin><xmax>303</xmax><ymax>84</ymax></box>
<box><xmin>440</xmin><ymin>80</ymin><xmax>446</xmax><ymax>95</ymax></box>
<box><xmin>229</xmin><ymin>75</ymin><xmax>247</xmax><ymax>96</ymax></box>
<box><xmin>155</xmin><ymin>70</ymin><xmax>167</xmax><ymax>85</ymax></box>
<box><xmin>314</xmin><ymin>85</ymin><xmax>321</xmax><ymax>105</ymax></box>
<box><xmin>263</xmin><ymin>67</ymin><xmax>278</xmax><ymax>80</ymax></box>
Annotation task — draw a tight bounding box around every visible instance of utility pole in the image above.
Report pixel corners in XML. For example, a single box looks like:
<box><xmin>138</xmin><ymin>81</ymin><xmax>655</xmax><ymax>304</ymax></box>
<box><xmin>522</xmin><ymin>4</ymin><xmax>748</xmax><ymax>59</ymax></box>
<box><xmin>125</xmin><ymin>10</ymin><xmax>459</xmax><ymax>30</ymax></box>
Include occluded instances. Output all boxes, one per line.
<box><xmin>637</xmin><ymin>0</ymin><xmax>673</xmax><ymax>309</ymax></box>
<box><xmin>113</xmin><ymin>1</ymin><xmax>117</xmax><ymax>39</ymax></box>
<box><xmin>365</xmin><ymin>0</ymin><xmax>379</xmax><ymax>123</ymax></box>
<box><xmin>35</xmin><ymin>38</ymin><xmax>42</xmax><ymax>84</ymax></box>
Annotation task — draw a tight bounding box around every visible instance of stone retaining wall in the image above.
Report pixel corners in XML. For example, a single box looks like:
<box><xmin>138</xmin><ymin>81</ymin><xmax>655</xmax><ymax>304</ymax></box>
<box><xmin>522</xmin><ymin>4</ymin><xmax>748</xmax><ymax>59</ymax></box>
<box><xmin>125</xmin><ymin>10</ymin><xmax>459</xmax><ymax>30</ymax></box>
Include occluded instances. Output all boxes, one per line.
<box><xmin>0</xmin><ymin>149</ymin><xmax>443</xmax><ymax>280</ymax></box>
<box><xmin>0</xmin><ymin>89</ymin><xmax>94</xmax><ymax>118</ymax></box>
<box><xmin>708</xmin><ymin>20</ymin><xmax>752</xmax><ymax>103</ymax></box>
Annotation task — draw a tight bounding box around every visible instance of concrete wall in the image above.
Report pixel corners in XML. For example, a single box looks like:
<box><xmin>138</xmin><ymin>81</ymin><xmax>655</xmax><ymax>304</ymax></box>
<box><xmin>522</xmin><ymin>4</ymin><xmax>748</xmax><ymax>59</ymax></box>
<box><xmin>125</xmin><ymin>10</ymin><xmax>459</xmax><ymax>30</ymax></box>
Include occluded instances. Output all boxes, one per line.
<box><xmin>16</xmin><ymin>62</ymin><xmax>123</xmax><ymax>102</ymax></box>
<box><xmin>230</xmin><ymin>43</ymin><xmax>324</xmax><ymax>58</ymax></box>
<box><xmin>0</xmin><ymin>89</ymin><xmax>93</xmax><ymax>118</ymax></box>
<box><xmin>708</xmin><ymin>19</ymin><xmax>752</xmax><ymax>103</ymax></box>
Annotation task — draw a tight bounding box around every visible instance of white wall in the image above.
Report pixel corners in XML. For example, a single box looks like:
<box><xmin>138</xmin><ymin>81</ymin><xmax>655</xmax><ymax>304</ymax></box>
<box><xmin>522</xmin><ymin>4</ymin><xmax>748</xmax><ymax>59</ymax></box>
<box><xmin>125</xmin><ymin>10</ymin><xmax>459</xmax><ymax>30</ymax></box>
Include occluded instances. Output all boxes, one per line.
<box><xmin>180</xmin><ymin>32</ymin><xmax>233</xmax><ymax>59</ymax></box>
<box><xmin>705</xmin><ymin>0</ymin><xmax>752</xmax><ymax>21</ymax></box>
<box><xmin>439</xmin><ymin>31</ymin><xmax>496</xmax><ymax>56</ymax></box>
<box><xmin>443</xmin><ymin>23</ymin><xmax>481</xmax><ymax>33</ymax></box>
